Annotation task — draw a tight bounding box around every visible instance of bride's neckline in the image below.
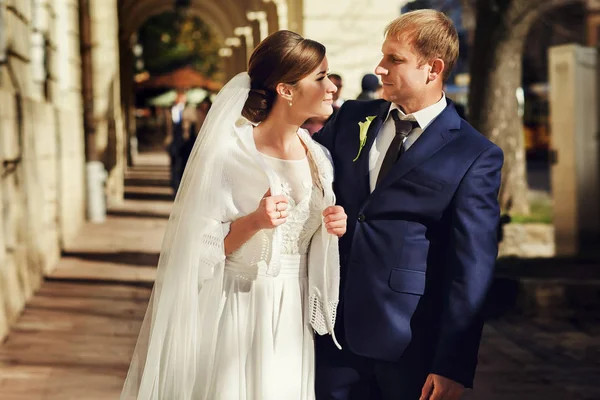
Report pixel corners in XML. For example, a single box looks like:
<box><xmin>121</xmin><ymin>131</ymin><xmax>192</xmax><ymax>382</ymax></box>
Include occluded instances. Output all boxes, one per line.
<box><xmin>252</xmin><ymin>125</ymin><xmax>309</xmax><ymax>162</ymax></box>
<box><xmin>259</xmin><ymin>151</ymin><xmax>307</xmax><ymax>162</ymax></box>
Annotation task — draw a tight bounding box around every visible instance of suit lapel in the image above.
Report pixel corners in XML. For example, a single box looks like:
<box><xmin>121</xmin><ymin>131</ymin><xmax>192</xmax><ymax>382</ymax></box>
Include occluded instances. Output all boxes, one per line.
<box><xmin>353</xmin><ymin>101</ymin><xmax>391</xmax><ymax>196</ymax></box>
<box><xmin>373</xmin><ymin>102</ymin><xmax>462</xmax><ymax>193</ymax></box>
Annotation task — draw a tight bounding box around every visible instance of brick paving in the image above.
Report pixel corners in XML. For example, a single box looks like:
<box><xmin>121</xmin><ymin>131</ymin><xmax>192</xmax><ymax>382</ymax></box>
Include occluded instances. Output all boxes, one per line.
<box><xmin>0</xmin><ymin>152</ymin><xmax>598</xmax><ymax>399</ymax></box>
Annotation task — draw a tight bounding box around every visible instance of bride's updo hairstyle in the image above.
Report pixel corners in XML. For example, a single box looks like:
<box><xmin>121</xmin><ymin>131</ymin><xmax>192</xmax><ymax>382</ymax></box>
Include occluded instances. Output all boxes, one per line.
<box><xmin>242</xmin><ymin>30</ymin><xmax>326</xmax><ymax>123</ymax></box>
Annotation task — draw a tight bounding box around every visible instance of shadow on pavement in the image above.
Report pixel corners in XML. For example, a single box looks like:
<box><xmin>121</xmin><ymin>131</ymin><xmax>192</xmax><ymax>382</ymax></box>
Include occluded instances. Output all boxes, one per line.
<box><xmin>61</xmin><ymin>251</ymin><xmax>159</xmax><ymax>267</ymax></box>
<box><xmin>107</xmin><ymin>209</ymin><xmax>170</xmax><ymax>219</ymax></box>
<box><xmin>124</xmin><ymin>191</ymin><xmax>174</xmax><ymax>202</ymax></box>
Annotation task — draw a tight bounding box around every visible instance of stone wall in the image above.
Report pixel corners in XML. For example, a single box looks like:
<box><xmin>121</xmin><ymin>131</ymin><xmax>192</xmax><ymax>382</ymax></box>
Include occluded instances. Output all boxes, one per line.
<box><xmin>0</xmin><ymin>0</ymin><xmax>86</xmax><ymax>340</ymax></box>
<box><xmin>302</xmin><ymin>0</ymin><xmax>406</xmax><ymax>99</ymax></box>
<box><xmin>499</xmin><ymin>223</ymin><xmax>555</xmax><ymax>258</ymax></box>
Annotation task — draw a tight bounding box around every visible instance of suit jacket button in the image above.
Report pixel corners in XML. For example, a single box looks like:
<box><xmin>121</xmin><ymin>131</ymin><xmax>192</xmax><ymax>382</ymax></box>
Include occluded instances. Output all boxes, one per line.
<box><xmin>357</xmin><ymin>214</ymin><xmax>366</xmax><ymax>222</ymax></box>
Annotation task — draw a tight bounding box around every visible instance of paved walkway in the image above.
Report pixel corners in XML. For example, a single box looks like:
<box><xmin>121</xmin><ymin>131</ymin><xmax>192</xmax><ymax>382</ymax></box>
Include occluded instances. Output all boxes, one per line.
<box><xmin>0</xmin><ymin>152</ymin><xmax>598</xmax><ymax>399</ymax></box>
<box><xmin>466</xmin><ymin>316</ymin><xmax>600</xmax><ymax>400</ymax></box>
<box><xmin>0</xmin><ymin>153</ymin><xmax>167</xmax><ymax>399</ymax></box>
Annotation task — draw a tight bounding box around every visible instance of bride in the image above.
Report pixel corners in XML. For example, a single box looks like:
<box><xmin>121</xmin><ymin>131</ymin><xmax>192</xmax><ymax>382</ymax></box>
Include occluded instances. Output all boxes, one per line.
<box><xmin>121</xmin><ymin>30</ymin><xmax>346</xmax><ymax>399</ymax></box>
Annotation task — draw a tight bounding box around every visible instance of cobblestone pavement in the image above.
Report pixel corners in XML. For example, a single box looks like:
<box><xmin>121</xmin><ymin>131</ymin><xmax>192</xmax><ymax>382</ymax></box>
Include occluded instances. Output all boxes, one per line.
<box><xmin>465</xmin><ymin>316</ymin><xmax>600</xmax><ymax>400</ymax></box>
<box><xmin>0</xmin><ymin>152</ymin><xmax>598</xmax><ymax>399</ymax></box>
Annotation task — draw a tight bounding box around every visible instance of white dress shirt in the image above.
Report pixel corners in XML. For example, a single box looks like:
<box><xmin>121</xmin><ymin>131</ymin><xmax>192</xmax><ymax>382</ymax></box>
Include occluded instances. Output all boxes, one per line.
<box><xmin>369</xmin><ymin>94</ymin><xmax>448</xmax><ymax>192</ymax></box>
<box><xmin>171</xmin><ymin>102</ymin><xmax>185</xmax><ymax>124</ymax></box>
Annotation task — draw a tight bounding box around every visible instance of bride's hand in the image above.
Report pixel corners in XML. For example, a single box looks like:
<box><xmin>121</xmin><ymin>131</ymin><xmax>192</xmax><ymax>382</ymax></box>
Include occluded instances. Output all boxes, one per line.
<box><xmin>323</xmin><ymin>206</ymin><xmax>347</xmax><ymax>237</ymax></box>
<box><xmin>252</xmin><ymin>189</ymin><xmax>289</xmax><ymax>229</ymax></box>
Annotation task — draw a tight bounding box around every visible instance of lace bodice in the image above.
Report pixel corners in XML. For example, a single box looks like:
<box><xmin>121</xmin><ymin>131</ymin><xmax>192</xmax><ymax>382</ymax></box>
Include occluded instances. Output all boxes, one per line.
<box><xmin>260</xmin><ymin>153</ymin><xmax>323</xmax><ymax>255</ymax></box>
<box><xmin>227</xmin><ymin>152</ymin><xmax>323</xmax><ymax>265</ymax></box>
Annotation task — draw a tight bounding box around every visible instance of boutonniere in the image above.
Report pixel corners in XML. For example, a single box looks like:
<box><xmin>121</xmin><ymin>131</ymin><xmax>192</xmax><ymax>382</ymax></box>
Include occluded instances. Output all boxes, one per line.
<box><xmin>353</xmin><ymin>116</ymin><xmax>377</xmax><ymax>162</ymax></box>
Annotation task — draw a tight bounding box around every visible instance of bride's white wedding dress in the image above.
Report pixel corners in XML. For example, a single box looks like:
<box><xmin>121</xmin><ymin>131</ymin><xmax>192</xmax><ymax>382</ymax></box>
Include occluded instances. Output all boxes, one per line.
<box><xmin>199</xmin><ymin>152</ymin><xmax>323</xmax><ymax>399</ymax></box>
<box><xmin>121</xmin><ymin>74</ymin><xmax>339</xmax><ymax>400</ymax></box>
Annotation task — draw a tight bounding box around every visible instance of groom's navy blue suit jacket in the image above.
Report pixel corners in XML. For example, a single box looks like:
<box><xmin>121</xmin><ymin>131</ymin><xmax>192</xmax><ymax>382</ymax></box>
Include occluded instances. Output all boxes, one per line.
<box><xmin>313</xmin><ymin>99</ymin><xmax>503</xmax><ymax>388</ymax></box>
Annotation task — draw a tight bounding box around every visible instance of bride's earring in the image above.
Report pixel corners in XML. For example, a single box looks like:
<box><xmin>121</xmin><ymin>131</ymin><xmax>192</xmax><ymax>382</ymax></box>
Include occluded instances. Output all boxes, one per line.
<box><xmin>288</xmin><ymin>100</ymin><xmax>292</xmax><ymax>107</ymax></box>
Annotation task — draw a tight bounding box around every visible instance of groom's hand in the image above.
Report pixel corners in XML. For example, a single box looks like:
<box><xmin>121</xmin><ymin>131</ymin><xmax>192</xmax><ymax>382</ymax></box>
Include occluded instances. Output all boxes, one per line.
<box><xmin>420</xmin><ymin>374</ymin><xmax>464</xmax><ymax>400</ymax></box>
<box><xmin>322</xmin><ymin>206</ymin><xmax>347</xmax><ymax>237</ymax></box>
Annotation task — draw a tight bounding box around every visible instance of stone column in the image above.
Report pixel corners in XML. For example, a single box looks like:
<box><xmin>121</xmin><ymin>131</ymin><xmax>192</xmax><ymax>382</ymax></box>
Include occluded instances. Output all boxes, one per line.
<box><xmin>263</xmin><ymin>0</ymin><xmax>280</xmax><ymax>34</ymax></box>
<box><xmin>549</xmin><ymin>44</ymin><xmax>600</xmax><ymax>255</ymax></box>
<box><xmin>90</xmin><ymin>0</ymin><xmax>125</xmax><ymax>206</ymax></box>
<box><xmin>225</xmin><ymin>36</ymin><xmax>245</xmax><ymax>75</ymax></box>
<box><xmin>119</xmin><ymin>34</ymin><xmax>136</xmax><ymax>167</ymax></box>
<box><xmin>247</xmin><ymin>10</ymin><xmax>268</xmax><ymax>43</ymax></box>
<box><xmin>23</xmin><ymin>0</ymin><xmax>62</xmax><ymax>273</ymax></box>
<box><xmin>55</xmin><ymin>0</ymin><xmax>86</xmax><ymax>246</ymax></box>
<box><xmin>285</xmin><ymin>0</ymin><xmax>301</xmax><ymax>34</ymax></box>
<box><xmin>263</xmin><ymin>0</ymin><xmax>288</xmax><ymax>31</ymax></box>
<box><xmin>219</xmin><ymin>47</ymin><xmax>235</xmax><ymax>81</ymax></box>
<box><xmin>234</xmin><ymin>26</ymin><xmax>254</xmax><ymax>64</ymax></box>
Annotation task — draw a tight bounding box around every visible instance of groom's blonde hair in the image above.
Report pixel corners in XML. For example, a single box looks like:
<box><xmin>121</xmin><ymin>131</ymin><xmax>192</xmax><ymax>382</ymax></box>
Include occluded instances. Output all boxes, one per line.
<box><xmin>385</xmin><ymin>9</ymin><xmax>459</xmax><ymax>81</ymax></box>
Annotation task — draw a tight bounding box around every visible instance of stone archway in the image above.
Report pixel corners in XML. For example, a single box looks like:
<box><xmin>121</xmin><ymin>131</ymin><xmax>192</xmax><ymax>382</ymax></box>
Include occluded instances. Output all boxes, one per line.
<box><xmin>118</xmin><ymin>0</ymin><xmax>292</xmax><ymax>85</ymax></box>
<box><xmin>116</xmin><ymin>0</ymin><xmax>292</xmax><ymax>167</ymax></box>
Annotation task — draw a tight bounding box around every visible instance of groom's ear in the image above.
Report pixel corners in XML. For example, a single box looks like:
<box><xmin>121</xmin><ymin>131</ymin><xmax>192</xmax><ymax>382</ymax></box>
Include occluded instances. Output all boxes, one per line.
<box><xmin>275</xmin><ymin>83</ymin><xmax>294</xmax><ymax>102</ymax></box>
<box><xmin>427</xmin><ymin>59</ymin><xmax>445</xmax><ymax>84</ymax></box>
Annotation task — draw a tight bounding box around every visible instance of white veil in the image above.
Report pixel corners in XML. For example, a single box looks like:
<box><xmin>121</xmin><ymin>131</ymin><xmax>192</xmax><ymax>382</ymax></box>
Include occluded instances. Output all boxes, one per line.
<box><xmin>121</xmin><ymin>73</ymin><xmax>252</xmax><ymax>399</ymax></box>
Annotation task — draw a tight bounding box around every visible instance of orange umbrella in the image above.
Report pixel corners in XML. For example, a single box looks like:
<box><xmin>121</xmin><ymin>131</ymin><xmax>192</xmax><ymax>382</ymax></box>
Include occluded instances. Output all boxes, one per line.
<box><xmin>136</xmin><ymin>66</ymin><xmax>222</xmax><ymax>92</ymax></box>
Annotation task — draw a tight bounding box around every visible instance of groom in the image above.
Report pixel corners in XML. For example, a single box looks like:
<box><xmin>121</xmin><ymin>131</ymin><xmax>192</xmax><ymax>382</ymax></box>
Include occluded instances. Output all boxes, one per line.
<box><xmin>314</xmin><ymin>9</ymin><xmax>503</xmax><ymax>400</ymax></box>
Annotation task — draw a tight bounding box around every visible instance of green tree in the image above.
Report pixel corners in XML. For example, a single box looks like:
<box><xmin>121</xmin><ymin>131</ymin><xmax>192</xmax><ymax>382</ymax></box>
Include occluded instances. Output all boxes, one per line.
<box><xmin>137</xmin><ymin>11</ymin><xmax>223</xmax><ymax>81</ymax></box>
<box><xmin>467</xmin><ymin>0</ymin><xmax>579</xmax><ymax>215</ymax></box>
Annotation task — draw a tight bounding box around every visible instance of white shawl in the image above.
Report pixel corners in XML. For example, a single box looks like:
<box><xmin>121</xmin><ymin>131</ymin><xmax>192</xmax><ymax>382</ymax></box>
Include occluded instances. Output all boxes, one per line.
<box><xmin>228</xmin><ymin>119</ymin><xmax>340</xmax><ymax>343</ymax></box>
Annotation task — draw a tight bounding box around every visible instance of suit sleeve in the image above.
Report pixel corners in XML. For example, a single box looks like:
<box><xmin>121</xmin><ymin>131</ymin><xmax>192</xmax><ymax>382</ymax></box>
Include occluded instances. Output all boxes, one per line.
<box><xmin>312</xmin><ymin>102</ymin><xmax>346</xmax><ymax>152</ymax></box>
<box><xmin>430</xmin><ymin>144</ymin><xmax>504</xmax><ymax>388</ymax></box>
